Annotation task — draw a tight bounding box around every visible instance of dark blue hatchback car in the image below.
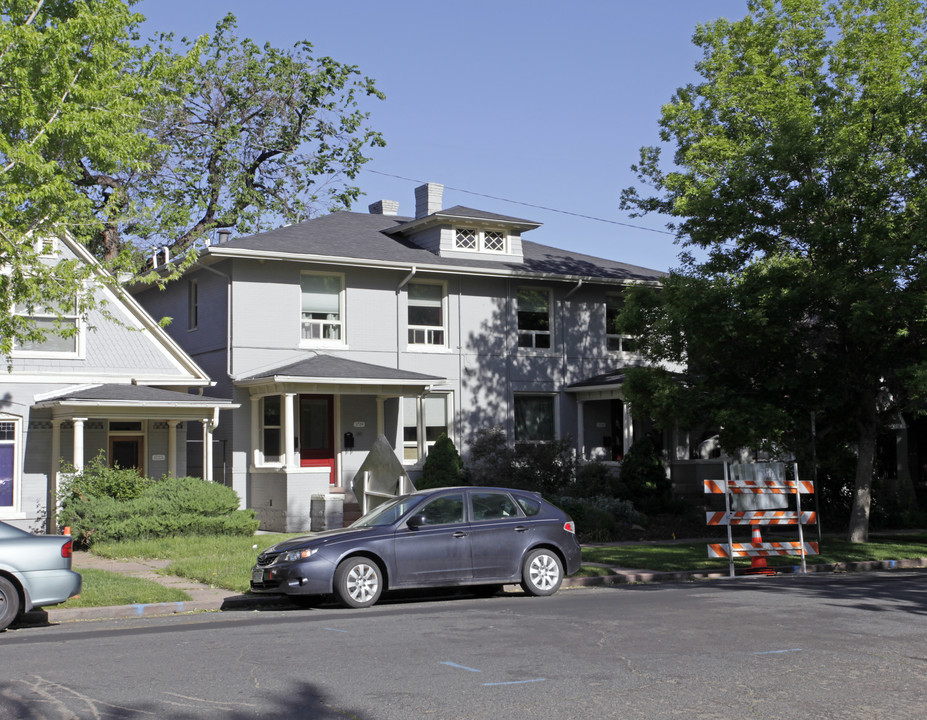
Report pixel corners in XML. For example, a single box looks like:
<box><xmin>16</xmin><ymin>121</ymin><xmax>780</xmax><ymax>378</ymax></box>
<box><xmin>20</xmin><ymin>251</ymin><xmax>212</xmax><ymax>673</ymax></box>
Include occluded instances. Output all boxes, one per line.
<box><xmin>250</xmin><ymin>486</ymin><xmax>581</xmax><ymax>608</ymax></box>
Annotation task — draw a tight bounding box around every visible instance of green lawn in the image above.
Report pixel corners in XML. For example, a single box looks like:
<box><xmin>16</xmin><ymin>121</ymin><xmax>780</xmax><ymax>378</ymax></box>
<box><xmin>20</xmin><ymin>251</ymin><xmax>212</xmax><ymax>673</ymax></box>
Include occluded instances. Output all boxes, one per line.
<box><xmin>580</xmin><ymin>533</ymin><xmax>927</xmax><ymax>573</ymax></box>
<box><xmin>91</xmin><ymin>533</ymin><xmax>305</xmax><ymax>594</ymax></box>
<box><xmin>59</xmin><ymin>568</ymin><xmax>191</xmax><ymax>608</ymax></box>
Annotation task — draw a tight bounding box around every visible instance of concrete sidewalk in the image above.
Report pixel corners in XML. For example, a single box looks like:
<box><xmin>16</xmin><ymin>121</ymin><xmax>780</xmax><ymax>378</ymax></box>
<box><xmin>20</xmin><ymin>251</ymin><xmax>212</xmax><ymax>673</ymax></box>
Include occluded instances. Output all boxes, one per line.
<box><xmin>22</xmin><ymin>547</ymin><xmax>927</xmax><ymax>627</ymax></box>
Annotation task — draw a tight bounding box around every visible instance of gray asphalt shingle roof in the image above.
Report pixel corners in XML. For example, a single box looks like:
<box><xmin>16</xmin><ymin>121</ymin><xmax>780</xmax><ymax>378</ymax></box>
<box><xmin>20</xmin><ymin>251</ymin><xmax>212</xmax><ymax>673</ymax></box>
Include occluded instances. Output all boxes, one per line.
<box><xmin>39</xmin><ymin>385</ymin><xmax>234</xmax><ymax>405</ymax></box>
<box><xmin>209</xmin><ymin>210</ymin><xmax>665</xmax><ymax>283</ymax></box>
<box><xmin>245</xmin><ymin>354</ymin><xmax>443</xmax><ymax>382</ymax></box>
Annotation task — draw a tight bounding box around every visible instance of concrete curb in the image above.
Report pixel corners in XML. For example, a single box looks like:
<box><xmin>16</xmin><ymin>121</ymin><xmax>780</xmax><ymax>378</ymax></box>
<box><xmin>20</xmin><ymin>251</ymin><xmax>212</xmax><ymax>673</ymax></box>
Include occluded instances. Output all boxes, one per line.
<box><xmin>24</xmin><ymin>556</ymin><xmax>926</xmax><ymax>627</ymax></box>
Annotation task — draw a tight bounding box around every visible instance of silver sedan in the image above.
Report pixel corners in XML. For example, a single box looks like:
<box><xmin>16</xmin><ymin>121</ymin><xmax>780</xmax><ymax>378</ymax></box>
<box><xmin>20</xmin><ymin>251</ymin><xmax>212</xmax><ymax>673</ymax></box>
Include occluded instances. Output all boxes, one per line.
<box><xmin>0</xmin><ymin>521</ymin><xmax>82</xmax><ymax>631</ymax></box>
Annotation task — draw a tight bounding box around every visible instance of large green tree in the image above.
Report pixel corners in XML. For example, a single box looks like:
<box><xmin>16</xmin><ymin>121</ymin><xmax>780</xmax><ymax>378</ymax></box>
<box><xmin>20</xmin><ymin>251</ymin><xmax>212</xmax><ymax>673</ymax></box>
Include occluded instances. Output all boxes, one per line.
<box><xmin>0</xmin><ymin>0</ymin><xmax>166</xmax><ymax>358</ymax></box>
<box><xmin>620</xmin><ymin>0</ymin><xmax>927</xmax><ymax>542</ymax></box>
<box><xmin>77</xmin><ymin>13</ymin><xmax>385</xmax><ymax>261</ymax></box>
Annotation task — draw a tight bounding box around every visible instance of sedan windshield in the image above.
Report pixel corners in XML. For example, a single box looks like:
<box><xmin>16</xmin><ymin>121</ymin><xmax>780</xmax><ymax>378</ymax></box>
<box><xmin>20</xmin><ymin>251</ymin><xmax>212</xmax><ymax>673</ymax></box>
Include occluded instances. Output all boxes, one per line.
<box><xmin>350</xmin><ymin>495</ymin><xmax>424</xmax><ymax>528</ymax></box>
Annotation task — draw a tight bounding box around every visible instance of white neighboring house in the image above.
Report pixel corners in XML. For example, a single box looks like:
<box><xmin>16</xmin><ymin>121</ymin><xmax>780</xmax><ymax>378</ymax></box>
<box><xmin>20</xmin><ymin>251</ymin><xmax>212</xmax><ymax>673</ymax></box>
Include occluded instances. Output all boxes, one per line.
<box><xmin>1</xmin><ymin>234</ymin><xmax>234</xmax><ymax>532</ymax></box>
<box><xmin>133</xmin><ymin>182</ymin><xmax>669</xmax><ymax>532</ymax></box>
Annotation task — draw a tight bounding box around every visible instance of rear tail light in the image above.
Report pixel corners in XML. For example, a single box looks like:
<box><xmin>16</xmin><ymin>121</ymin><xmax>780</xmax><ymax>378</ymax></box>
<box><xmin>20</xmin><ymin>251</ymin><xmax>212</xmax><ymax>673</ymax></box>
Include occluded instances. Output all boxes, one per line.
<box><xmin>564</xmin><ymin>521</ymin><xmax>575</xmax><ymax>534</ymax></box>
<box><xmin>61</xmin><ymin>540</ymin><xmax>73</xmax><ymax>559</ymax></box>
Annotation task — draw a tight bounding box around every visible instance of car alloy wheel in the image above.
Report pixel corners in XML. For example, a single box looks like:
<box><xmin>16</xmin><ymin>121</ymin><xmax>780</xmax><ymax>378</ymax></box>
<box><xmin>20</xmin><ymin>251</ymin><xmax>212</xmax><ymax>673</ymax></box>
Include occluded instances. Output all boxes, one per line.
<box><xmin>521</xmin><ymin>549</ymin><xmax>563</xmax><ymax>596</ymax></box>
<box><xmin>334</xmin><ymin>556</ymin><xmax>383</xmax><ymax>608</ymax></box>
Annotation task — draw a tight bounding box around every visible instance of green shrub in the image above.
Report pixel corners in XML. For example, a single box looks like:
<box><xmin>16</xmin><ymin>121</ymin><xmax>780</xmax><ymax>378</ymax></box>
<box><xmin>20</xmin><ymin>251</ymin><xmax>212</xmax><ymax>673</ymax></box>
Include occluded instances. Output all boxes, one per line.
<box><xmin>462</xmin><ymin>426</ymin><xmax>513</xmax><ymax>486</ymax></box>
<box><xmin>60</xmin><ymin>476</ymin><xmax>258</xmax><ymax>548</ymax></box>
<box><xmin>59</xmin><ymin>451</ymin><xmax>152</xmax><ymax>504</ymax></box>
<box><xmin>619</xmin><ymin>435</ymin><xmax>674</xmax><ymax>513</ymax></box>
<box><xmin>417</xmin><ymin>434</ymin><xmax>463</xmax><ymax>489</ymax></box>
<box><xmin>571</xmin><ymin>461</ymin><xmax>622</xmax><ymax>498</ymax></box>
<box><xmin>553</xmin><ymin>496</ymin><xmax>644</xmax><ymax>543</ymax></box>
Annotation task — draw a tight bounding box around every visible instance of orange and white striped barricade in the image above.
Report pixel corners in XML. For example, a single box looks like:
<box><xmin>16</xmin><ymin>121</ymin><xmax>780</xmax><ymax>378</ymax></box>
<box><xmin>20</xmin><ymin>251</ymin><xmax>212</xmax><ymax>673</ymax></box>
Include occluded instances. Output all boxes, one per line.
<box><xmin>704</xmin><ymin>462</ymin><xmax>818</xmax><ymax>577</ymax></box>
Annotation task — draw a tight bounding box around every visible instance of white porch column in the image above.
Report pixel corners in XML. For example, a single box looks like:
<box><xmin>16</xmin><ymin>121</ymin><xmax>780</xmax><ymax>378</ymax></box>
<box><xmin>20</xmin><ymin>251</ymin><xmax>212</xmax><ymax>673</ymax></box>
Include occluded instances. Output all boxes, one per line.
<box><xmin>202</xmin><ymin>419</ymin><xmax>214</xmax><ymax>482</ymax></box>
<box><xmin>251</xmin><ymin>395</ymin><xmax>261</xmax><ymax>466</ymax></box>
<box><xmin>167</xmin><ymin>420</ymin><xmax>179</xmax><ymax>477</ymax></box>
<box><xmin>622</xmin><ymin>402</ymin><xmax>634</xmax><ymax>454</ymax></box>
<box><xmin>72</xmin><ymin>417</ymin><xmax>86</xmax><ymax>473</ymax></box>
<box><xmin>576</xmin><ymin>399</ymin><xmax>586</xmax><ymax>461</ymax></box>
<box><xmin>48</xmin><ymin>419</ymin><xmax>62</xmax><ymax>534</ymax></box>
<box><xmin>283</xmin><ymin>392</ymin><xmax>297</xmax><ymax>469</ymax></box>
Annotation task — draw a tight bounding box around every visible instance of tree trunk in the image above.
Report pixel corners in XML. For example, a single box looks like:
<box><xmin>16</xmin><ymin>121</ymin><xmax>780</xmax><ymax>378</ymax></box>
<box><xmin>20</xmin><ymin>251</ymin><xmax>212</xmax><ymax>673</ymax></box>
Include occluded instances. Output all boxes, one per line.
<box><xmin>847</xmin><ymin>400</ymin><xmax>878</xmax><ymax>543</ymax></box>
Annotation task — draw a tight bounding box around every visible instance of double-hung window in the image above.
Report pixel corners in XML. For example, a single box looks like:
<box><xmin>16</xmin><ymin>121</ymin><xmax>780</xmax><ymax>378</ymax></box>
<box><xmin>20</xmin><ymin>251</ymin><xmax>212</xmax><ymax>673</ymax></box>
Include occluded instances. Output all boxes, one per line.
<box><xmin>12</xmin><ymin>297</ymin><xmax>81</xmax><ymax>356</ymax></box>
<box><xmin>402</xmin><ymin>394</ymin><xmax>450</xmax><ymax>463</ymax></box>
<box><xmin>301</xmin><ymin>273</ymin><xmax>343</xmax><ymax>343</ymax></box>
<box><xmin>605</xmin><ymin>293</ymin><xmax>637</xmax><ymax>353</ymax></box>
<box><xmin>516</xmin><ymin>287</ymin><xmax>551</xmax><ymax>349</ymax></box>
<box><xmin>260</xmin><ymin>395</ymin><xmax>282</xmax><ymax>464</ymax></box>
<box><xmin>407</xmin><ymin>282</ymin><xmax>446</xmax><ymax>348</ymax></box>
<box><xmin>514</xmin><ymin>395</ymin><xmax>556</xmax><ymax>443</ymax></box>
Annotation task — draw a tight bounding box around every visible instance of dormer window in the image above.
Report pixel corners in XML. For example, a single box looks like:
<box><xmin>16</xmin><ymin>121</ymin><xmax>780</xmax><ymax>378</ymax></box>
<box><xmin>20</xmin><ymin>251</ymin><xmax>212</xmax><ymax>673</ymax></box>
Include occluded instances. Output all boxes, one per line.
<box><xmin>455</xmin><ymin>228</ymin><xmax>507</xmax><ymax>254</ymax></box>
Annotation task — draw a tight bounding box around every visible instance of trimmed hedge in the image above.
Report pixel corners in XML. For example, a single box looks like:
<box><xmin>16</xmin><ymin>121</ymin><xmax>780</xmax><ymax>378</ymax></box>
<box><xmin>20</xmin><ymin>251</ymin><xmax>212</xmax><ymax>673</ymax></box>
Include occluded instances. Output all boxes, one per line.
<box><xmin>60</xmin><ymin>475</ymin><xmax>258</xmax><ymax>548</ymax></box>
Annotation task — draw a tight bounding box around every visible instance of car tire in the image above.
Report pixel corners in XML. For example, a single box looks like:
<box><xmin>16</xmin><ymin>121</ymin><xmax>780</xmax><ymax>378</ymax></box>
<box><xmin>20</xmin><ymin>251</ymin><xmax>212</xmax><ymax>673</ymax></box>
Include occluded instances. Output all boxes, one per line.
<box><xmin>0</xmin><ymin>576</ymin><xmax>21</xmax><ymax>631</ymax></box>
<box><xmin>333</xmin><ymin>557</ymin><xmax>383</xmax><ymax>608</ymax></box>
<box><xmin>521</xmin><ymin>549</ymin><xmax>563</xmax><ymax>597</ymax></box>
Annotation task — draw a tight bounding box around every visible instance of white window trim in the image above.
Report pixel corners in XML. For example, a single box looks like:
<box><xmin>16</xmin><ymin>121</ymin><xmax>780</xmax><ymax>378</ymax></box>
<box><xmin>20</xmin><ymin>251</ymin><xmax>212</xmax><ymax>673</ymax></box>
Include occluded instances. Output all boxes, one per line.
<box><xmin>10</xmin><ymin>298</ymin><xmax>85</xmax><ymax>360</ymax></box>
<box><xmin>255</xmin><ymin>394</ymin><xmax>284</xmax><ymax>468</ymax></box>
<box><xmin>402</xmin><ymin>392</ymin><xmax>454</xmax><ymax>466</ymax></box>
<box><xmin>515</xmin><ymin>286</ymin><xmax>553</xmax><ymax>352</ymax></box>
<box><xmin>605</xmin><ymin>292</ymin><xmax>637</xmax><ymax>355</ymax></box>
<box><xmin>0</xmin><ymin>414</ymin><xmax>24</xmax><ymax>518</ymax></box>
<box><xmin>299</xmin><ymin>271</ymin><xmax>347</xmax><ymax>348</ymax></box>
<box><xmin>406</xmin><ymin>280</ymin><xmax>449</xmax><ymax>352</ymax></box>
<box><xmin>453</xmin><ymin>227</ymin><xmax>508</xmax><ymax>254</ymax></box>
<box><xmin>35</xmin><ymin>236</ymin><xmax>60</xmax><ymax>257</ymax></box>
<box><xmin>513</xmin><ymin>393</ymin><xmax>559</xmax><ymax>444</ymax></box>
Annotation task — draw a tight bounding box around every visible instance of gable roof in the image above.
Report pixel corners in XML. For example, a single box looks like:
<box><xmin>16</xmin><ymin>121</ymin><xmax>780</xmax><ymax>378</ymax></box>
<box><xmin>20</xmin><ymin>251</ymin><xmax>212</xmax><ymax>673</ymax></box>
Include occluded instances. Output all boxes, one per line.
<box><xmin>203</xmin><ymin>210</ymin><xmax>665</xmax><ymax>284</ymax></box>
<box><xmin>9</xmin><ymin>233</ymin><xmax>214</xmax><ymax>388</ymax></box>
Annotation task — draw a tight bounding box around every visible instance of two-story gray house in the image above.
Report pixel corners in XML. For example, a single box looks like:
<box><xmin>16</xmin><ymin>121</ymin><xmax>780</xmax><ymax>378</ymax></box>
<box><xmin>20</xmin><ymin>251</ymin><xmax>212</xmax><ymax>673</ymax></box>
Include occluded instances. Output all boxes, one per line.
<box><xmin>2</xmin><ymin>234</ymin><xmax>234</xmax><ymax>533</ymax></box>
<box><xmin>133</xmin><ymin>183</ymin><xmax>666</xmax><ymax>531</ymax></box>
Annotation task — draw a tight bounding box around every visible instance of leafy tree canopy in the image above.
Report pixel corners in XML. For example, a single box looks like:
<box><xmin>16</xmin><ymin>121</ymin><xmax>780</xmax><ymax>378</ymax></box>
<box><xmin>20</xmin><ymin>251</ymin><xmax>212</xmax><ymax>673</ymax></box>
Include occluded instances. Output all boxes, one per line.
<box><xmin>0</xmin><ymin>1</ymin><xmax>384</xmax><ymax>360</ymax></box>
<box><xmin>619</xmin><ymin>0</ymin><xmax>927</xmax><ymax>541</ymax></box>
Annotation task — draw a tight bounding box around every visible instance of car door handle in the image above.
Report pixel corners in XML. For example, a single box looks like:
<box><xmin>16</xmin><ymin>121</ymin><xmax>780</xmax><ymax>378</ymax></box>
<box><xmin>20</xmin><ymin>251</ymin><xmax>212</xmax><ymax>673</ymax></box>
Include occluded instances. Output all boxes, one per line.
<box><xmin>453</xmin><ymin>531</ymin><xmax>469</xmax><ymax>538</ymax></box>
<box><xmin>514</xmin><ymin>526</ymin><xmax>528</xmax><ymax>533</ymax></box>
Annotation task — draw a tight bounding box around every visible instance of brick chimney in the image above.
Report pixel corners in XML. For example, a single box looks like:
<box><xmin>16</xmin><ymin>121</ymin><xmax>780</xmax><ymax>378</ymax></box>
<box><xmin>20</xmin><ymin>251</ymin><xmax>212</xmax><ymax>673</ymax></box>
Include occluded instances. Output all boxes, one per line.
<box><xmin>414</xmin><ymin>182</ymin><xmax>444</xmax><ymax>219</ymax></box>
<box><xmin>368</xmin><ymin>199</ymin><xmax>399</xmax><ymax>216</ymax></box>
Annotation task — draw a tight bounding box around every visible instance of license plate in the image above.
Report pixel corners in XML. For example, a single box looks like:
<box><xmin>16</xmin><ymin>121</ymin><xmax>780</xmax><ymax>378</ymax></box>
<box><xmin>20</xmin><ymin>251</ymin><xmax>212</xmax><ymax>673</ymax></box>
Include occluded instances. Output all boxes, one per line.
<box><xmin>251</xmin><ymin>568</ymin><xmax>264</xmax><ymax>585</ymax></box>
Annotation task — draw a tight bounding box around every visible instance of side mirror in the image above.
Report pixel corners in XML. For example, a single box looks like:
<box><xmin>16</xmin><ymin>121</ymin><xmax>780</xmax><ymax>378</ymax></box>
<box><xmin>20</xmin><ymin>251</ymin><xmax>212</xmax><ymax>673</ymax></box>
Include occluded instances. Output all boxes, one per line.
<box><xmin>406</xmin><ymin>513</ymin><xmax>427</xmax><ymax>529</ymax></box>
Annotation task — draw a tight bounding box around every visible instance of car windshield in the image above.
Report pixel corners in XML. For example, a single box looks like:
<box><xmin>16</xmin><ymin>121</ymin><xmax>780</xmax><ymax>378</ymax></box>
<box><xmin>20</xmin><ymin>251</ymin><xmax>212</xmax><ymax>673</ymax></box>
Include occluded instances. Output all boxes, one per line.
<box><xmin>350</xmin><ymin>495</ymin><xmax>424</xmax><ymax>528</ymax></box>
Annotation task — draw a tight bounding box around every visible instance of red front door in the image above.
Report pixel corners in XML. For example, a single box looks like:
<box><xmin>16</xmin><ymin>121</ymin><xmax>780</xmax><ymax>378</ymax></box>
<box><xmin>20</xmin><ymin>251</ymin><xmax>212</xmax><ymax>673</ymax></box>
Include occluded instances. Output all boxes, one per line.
<box><xmin>299</xmin><ymin>394</ymin><xmax>335</xmax><ymax>484</ymax></box>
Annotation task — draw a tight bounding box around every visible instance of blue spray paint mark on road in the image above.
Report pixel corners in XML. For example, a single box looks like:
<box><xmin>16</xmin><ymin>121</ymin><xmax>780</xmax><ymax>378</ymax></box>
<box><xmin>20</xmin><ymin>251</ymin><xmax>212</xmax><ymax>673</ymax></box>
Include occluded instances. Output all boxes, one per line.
<box><xmin>323</xmin><ymin>627</ymin><xmax>349</xmax><ymax>633</ymax></box>
<box><xmin>755</xmin><ymin>648</ymin><xmax>803</xmax><ymax>655</ymax></box>
<box><xmin>441</xmin><ymin>662</ymin><xmax>482</xmax><ymax>673</ymax></box>
<box><xmin>483</xmin><ymin>679</ymin><xmax>546</xmax><ymax>686</ymax></box>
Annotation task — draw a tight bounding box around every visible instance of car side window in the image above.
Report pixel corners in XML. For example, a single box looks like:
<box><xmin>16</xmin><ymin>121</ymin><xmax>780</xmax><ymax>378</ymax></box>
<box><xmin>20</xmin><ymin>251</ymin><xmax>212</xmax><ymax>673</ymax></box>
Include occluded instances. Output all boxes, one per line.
<box><xmin>417</xmin><ymin>494</ymin><xmax>464</xmax><ymax>525</ymax></box>
<box><xmin>471</xmin><ymin>492</ymin><xmax>520</xmax><ymax>521</ymax></box>
<box><xmin>515</xmin><ymin>496</ymin><xmax>541</xmax><ymax>517</ymax></box>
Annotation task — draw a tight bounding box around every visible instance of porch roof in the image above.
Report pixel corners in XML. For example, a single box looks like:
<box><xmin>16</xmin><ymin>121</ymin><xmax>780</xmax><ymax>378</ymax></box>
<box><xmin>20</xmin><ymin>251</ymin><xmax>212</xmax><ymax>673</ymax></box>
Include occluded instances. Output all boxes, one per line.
<box><xmin>565</xmin><ymin>370</ymin><xmax>627</xmax><ymax>392</ymax></box>
<box><xmin>236</xmin><ymin>354</ymin><xmax>444</xmax><ymax>387</ymax></box>
<box><xmin>32</xmin><ymin>384</ymin><xmax>237</xmax><ymax>421</ymax></box>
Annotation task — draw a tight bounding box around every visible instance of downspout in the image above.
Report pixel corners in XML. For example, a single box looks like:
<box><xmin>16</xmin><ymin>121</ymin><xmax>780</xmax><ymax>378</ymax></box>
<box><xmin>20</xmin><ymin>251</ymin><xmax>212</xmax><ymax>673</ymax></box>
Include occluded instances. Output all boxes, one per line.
<box><xmin>396</xmin><ymin>266</ymin><xmax>417</xmax><ymax>367</ymax></box>
<box><xmin>563</xmin><ymin>279</ymin><xmax>583</xmax><ymax>453</ymax></box>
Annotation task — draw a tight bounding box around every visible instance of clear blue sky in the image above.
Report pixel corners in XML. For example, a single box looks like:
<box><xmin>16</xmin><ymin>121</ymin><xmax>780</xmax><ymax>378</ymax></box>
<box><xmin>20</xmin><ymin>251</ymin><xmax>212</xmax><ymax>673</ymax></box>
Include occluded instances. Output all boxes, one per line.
<box><xmin>137</xmin><ymin>0</ymin><xmax>749</xmax><ymax>272</ymax></box>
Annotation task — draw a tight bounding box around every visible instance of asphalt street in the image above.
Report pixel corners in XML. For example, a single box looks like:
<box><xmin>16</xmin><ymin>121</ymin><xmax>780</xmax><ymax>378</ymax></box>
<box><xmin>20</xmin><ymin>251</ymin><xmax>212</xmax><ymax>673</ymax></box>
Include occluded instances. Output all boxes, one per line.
<box><xmin>2</xmin><ymin>571</ymin><xmax>926</xmax><ymax>719</ymax></box>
